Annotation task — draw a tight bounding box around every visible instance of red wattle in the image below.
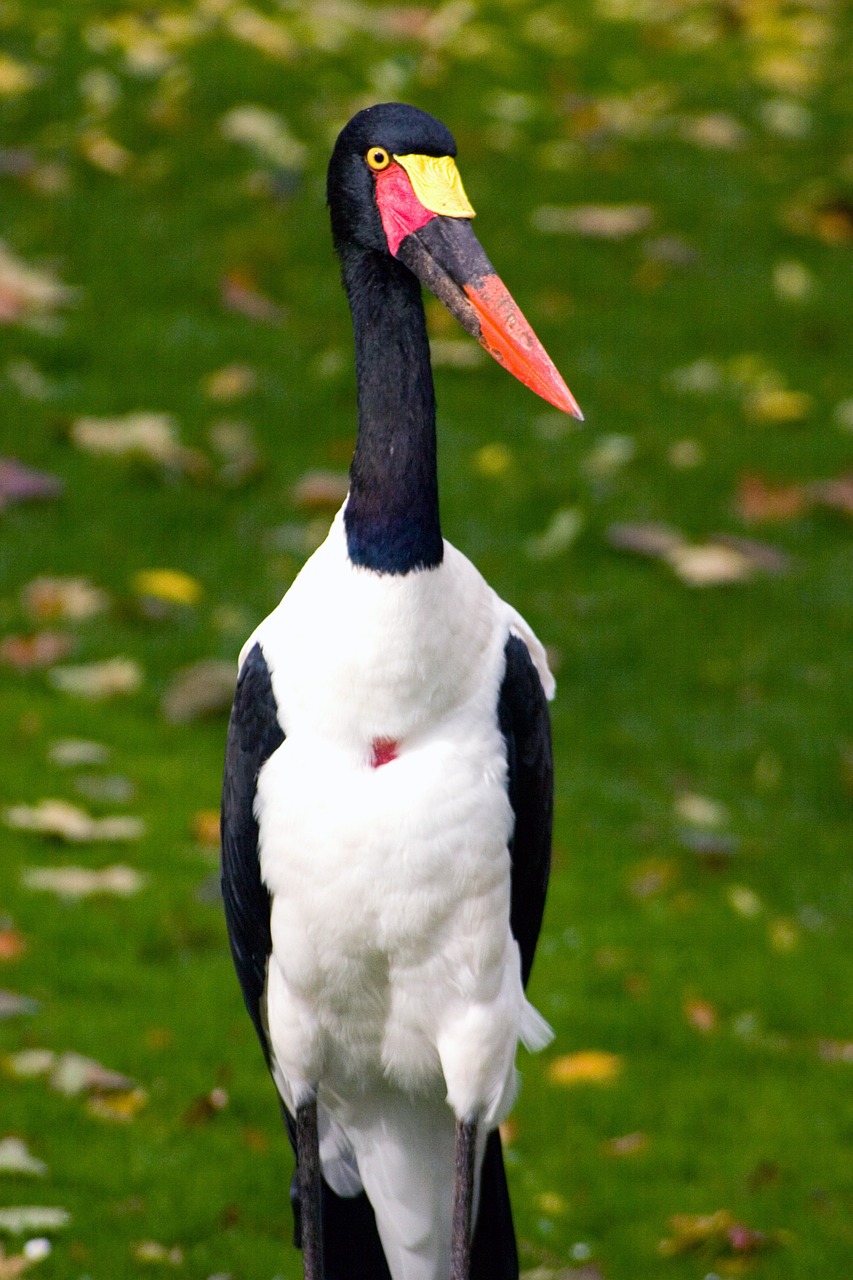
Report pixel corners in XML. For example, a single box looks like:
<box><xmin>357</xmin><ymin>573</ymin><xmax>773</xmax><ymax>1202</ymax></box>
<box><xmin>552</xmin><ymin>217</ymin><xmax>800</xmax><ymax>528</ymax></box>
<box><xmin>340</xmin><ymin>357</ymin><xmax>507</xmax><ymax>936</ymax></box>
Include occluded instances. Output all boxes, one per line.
<box><xmin>374</xmin><ymin>164</ymin><xmax>435</xmax><ymax>257</ymax></box>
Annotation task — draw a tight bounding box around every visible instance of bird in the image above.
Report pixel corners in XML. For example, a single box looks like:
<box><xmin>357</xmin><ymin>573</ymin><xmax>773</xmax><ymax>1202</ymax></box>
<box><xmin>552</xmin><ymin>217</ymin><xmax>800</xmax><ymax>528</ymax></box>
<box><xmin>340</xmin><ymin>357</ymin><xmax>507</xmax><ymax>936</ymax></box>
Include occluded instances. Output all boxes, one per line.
<box><xmin>220</xmin><ymin>101</ymin><xmax>582</xmax><ymax>1280</ymax></box>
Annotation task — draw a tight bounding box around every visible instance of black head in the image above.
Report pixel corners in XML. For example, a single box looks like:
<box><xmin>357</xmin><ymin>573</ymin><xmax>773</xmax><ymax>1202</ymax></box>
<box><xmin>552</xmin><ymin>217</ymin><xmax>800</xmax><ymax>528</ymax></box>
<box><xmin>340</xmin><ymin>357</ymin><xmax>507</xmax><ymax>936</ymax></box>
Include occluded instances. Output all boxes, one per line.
<box><xmin>327</xmin><ymin>103</ymin><xmax>457</xmax><ymax>254</ymax></box>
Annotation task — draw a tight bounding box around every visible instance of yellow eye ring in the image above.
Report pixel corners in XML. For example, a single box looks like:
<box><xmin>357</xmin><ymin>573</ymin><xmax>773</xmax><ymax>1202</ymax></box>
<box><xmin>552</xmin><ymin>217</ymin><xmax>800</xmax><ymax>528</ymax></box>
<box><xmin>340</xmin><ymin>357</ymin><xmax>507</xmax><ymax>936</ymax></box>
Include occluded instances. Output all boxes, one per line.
<box><xmin>366</xmin><ymin>146</ymin><xmax>391</xmax><ymax>172</ymax></box>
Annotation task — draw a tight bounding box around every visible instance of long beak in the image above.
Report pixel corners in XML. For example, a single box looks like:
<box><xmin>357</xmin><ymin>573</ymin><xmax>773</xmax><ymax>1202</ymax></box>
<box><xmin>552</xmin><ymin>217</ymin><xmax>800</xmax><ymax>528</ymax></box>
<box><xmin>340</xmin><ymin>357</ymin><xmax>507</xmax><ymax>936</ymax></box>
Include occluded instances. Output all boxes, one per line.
<box><xmin>396</xmin><ymin>216</ymin><xmax>583</xmax><ymax>420</ymax></box>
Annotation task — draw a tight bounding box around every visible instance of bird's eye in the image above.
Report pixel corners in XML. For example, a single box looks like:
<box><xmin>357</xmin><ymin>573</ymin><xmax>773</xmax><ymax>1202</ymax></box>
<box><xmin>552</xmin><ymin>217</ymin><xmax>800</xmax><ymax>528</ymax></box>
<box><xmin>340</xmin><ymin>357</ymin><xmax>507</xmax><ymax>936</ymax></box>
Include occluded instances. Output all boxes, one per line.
<box><xmin>366</xmin><ymin>147</ymin><xmax>391</xmax><ymax>172</ymax></box>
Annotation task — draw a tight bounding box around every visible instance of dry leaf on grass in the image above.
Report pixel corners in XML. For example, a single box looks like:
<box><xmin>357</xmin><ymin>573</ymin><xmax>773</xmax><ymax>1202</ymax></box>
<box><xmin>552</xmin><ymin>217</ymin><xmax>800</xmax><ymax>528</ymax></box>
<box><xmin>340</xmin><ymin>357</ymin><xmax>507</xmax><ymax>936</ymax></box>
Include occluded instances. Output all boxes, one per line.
<box><xmin>132</xmin><ymin>1241</ymin><xmax>183</xmax><ymax>1266</ymax></box>
<box><xmin>70</xmin><ymin>412</ymin><xmax>206</xmax><ymax>475</ymax></box>
<box><xmin>21</xmin><ymin>865</ymin><xmax>145</xmax><ymax>899</ymax></box>
<box><xmin>0</xmin><ymin>1139</ymin><xmax>46</xmax><ymax>1178</ymax></box>
<box><xmin>0</xmin><ymin>994</ymin><xmax>39</xmax><ymax>1020</ymax></box>
<box><xmin>22</xmin><ymin>577</ymin><xmax>108</xmax><ymax>623</ymax></box>
<box><xmin>132</xmin><ymin>569</ymin><xmax>202</xmax><ymax>607</ymax></box>
<box><xmin>5</xmin><ymin>800</ymin><xmax>144</xmax><ymax>842</ymax></box>
<box><xmin>48</xmin><ymin>657</ymin><xmax>143</xmax><ymax>699</ymax></box>
<box><xmin>0</xmin><ymin>1207</ymin><xmax>69</xmax><ymax>1235</ymax></box>
<box><xmin>291</xmin><ymin>471</ymin><xmax>351</xmax><ymax>512</ymax></box>
<box><xmin>525</xmin><ymin>509</ymin><xmax>584</xmax><ymax>560</ymax></box>
<box><xmin>0</xmin><ymin>460</ymin><xmax>63</xmax><ymax>509</ymax></box>
<box><xmin>603</xmin><ymin>1131</ymin><xmax>649</xmax><ymax>1157</ymax></box>
<box><xmin>47</xmin><ymin>739</ymin><xmax>109</xmax><ymax>767</ymax></box>
<box><xmin>0</xmin><ymin>243</ymin><xmax>75</xmax><ymax>326</ymax></box>
<box><xmin>532</xmin><ymin>203</ymin><xmax>654</xmax><ymax>238</ymax></box>
<box><xmin>0</xmin><ymin>634</ymin><xmax>73</xmax><ymax>671</ymax></box>
<box><xmin>202</xmin><ymin>363</ymin><xmax>257</xmax><ymax>402</ymax></box>
<box><xmin>221</xmin><ymin>271</ymin><xmax>284</xmax><ymax>324</ymax></box>
<box><xmin>547</xmin><ymin>1050</ymin><xmax>623</xmax><ymax>1086</ymax></box>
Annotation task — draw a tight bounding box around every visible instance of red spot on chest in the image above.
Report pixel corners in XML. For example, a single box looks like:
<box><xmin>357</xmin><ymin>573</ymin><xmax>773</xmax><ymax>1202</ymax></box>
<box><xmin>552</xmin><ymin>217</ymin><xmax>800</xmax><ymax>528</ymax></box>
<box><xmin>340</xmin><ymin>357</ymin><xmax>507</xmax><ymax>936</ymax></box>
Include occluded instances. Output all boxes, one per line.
<box><xmin>370</xmin><ymin>737</ymin><xmax>399</xmax><ymax>768</ymax></box>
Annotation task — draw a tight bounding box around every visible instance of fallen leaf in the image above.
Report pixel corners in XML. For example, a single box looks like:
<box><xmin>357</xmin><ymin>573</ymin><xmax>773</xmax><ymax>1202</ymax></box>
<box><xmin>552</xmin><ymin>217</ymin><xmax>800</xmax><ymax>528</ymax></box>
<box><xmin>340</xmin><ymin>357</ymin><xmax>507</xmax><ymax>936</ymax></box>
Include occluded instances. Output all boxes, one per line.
<box><xmin>728</xmin><ymin>885</ymin><xmax>763</xmax><ymax>918</ymax></box>
<box><xmin>49</xmin><ymin>1053</ymin><xmax>138</xmax><ymax>1097</ymax></box>
<box><xmin>683</xmin><ymin>997</ymin><xmax>719</xmax><ymax>1034</ymax></box>
<box><xmin>70</xmin><ymin>413</ymin><xmax>205</xmax><ymax>475</ymax></box>
<box><xmin>0</xmin><ymin>929</ymin><xmax>25</xmax><ymax>962</ymax></box>
<box><xmin>772</xmin><ymin>259</ymin><xmax>814</xmax><ymax>302</ymax></box>
<box><xmin>0</xmin><ymin>993</ymin><xmax>39</xmax><ymax>1021</ymax></box>
<box><xmin>678</xmin><ymin>112</ymin><xmax>747</xmax><ymax>150</ymax></box>
<box><xmin>664</xmin><ymin>542</ymin><xmax>755</xmax><ymax>587</ymax></box>
<box><xmin>87</xmin><ymin>1089</ymin><xmax>148</xmax><ymax>1122</ymax></box>
<box><xmin>0</xmin><ymin>55</ymin><xmax>40</xmax><ymax>97</ymax></box>
<box><xmin>628</xmin><ymin>857</ymin><xmax>677</xmax><ymax>899</ymax></box>
<box><xmin>182</xmin><ymin>1087</ymin><xmax>229</xmax><ymax>1126</ymax></box>
<box><xmin>713</xmin><ymin>534</ymin><xmax>791</xmax><ymax>576</ymax></box>
<box><xmin>221</xmin><ymin>271</ymin><xmax>284</xmax><ymax>324</ymax></box>
<box><xmin>202</xmin><ymin>364</ymin><xmax>258</xmax><ymax>402</ymax></box>
<box><xmin>582</xmin><ymin>434</ymin><xmax>635</xmax><ymax>477</ymax></box>
<box><xmin>606</xmin><ymin>522</ymin><xmax>683</xmax><ymax>557</ymax></box>
<box><xmin>161</xmin><ymin>659</ymin><xmax>235</xmax><ymax>723</ymax></box>
<box><xmin>736</xmin><ymin>474</ymin><xmax>808</xmax><ymax>523</ymax></box>
<box><xmin>79</xmin><ymin>130</ymin><xmax>132</xmax><ymax>175</ymax></box>
<box><xmin>73</xmin><ymin>774</ymin><xmax>135</xmax><ymax>804</ymax></box>
<box><xmin>47</xmin><ymin>739</ymin><xmax>110</xmax><ymax>767</ymax></box>
<box><xmin>674</xmin><ymin>793</ymin><xmax>728</xmax><ymax>828</ymax></box>
<box><xmin>0</xmin><ymin>634</ymin><xmax>73</xmax><ymax>671</ymax></box>
<box><xmin>132</xmin><ymin>1241</ymin><xmax>183</xmax><ymax>1266</ymax></box>
<box><xmin>547</xmin><ymin>1050</ymin><xmax>623</xmax><ymax>1086</ymax></box>
<box><xmin>603</xmin><ymin>1131</ymin><xmax>649</xmax><ymax>1157</ymax></box>
<box><xmin>817</xmin><ymin>1039</ymin><xmax>853</xmax><ymax>1063</ymax></box>
<box><xmin>5</xmin><ymin>358</ymin><xmax>54</xmax><ymax>401</ymax></box>
<box><xmin>532</xmin><ymin>203</ymin><xmax>654</xmax><ymax>238</ymax></box>
<box><xmin>0</xmin><ymin>1139</ymin><xmax>47</xmax><ymax>1178</ymax></box>
<box><xmin>191</xmin><ymin>810</ymin><xmax>220</xmax><ymax>849</ymax></box>
<box><xmin>473</xmin><ymin>443</ymin><xmax>513</xmax><ymax>477</ymax></box>
<box><xmin>812</xmin><ymin>475</ymin><xmax>853</xmax><ymax>517</ymax></box>
<box><xmin>658</xmin><ymin>1208</ymin><xmax>783</xmax><ymax>1259</ymax></box>
<box><xmin>2</xmin><ymin>1052</ymin><xmax>55</xmax><ymax>1079</ymax></box>
<box><xmin>0</xmin><ymin>243</ymin><xmax>74</xmax><ymax>325</ymax></box>
<box><xmin>744</xmin><ymin>388</ymin><xmax>813</xmax><ymax>423</ymax></box>
<box><xmin>20</xmin><ymin>865</ymin><xmax>145</xmax><ymax>899</ymax></box>
<box><xmin>291</xmin><ymin>470</ymin><xmax>350</xmax><ymax>512</ymax></box>
<box><xmin>525</xmin><ymin>509</ymin><xmax>584</xmax><ymax>560</ymax></box>
<box><xmin>0</xmin><ymin>459</ymin><xmax>63</xmax><ymax>509</ymax></box>
<box><xmin>768</xmin><ymin>918</ymin><xmax>800</xmax><ymax>952</ymax></box>
<box><xmin>48</xmin><ymin>657</ymin><xmax>143</xmax><ymax>699</ymax></box>
<box><xmin>132</xmin><ymin>569</ymin><xmax>202</xmax><ymax>607</ymax></box>
<box><xmin>220</xmin><ymin>105</ymin><xmax>306</xmax><ymax>170</ymax></box>
<box><xmin>0</xmin><ymin>1207</ymin><xmax>69</xmax><ymax>1235</ymax></box>
<box><xmin>21</xmin><ymin>577</ymin><xmax>108</xmax><ymax>623</ymax></box>
<box><xmin>4</xmin><ymin>800</ymin><xmax>144</xmax><ymax>843</ymax></box>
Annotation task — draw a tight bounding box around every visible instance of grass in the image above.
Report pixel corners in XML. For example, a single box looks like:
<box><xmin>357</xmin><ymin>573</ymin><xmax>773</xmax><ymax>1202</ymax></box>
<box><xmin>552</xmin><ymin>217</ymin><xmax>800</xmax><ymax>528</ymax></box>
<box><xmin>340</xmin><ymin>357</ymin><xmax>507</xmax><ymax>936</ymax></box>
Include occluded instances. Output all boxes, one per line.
<box><xmin>1</xmin><ymin>1</ymin><xmax>853</xmax><ymax>1277</ymax></box>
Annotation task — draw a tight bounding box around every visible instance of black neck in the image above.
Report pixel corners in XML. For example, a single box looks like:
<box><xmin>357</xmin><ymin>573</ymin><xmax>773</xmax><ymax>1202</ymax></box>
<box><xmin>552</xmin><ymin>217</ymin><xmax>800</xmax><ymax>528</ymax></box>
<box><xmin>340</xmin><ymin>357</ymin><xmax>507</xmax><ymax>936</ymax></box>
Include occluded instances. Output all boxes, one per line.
<box><xmin>339</xmin><ymin>244</ymin><xmax>443</xmax><ymax>575</ymax></box>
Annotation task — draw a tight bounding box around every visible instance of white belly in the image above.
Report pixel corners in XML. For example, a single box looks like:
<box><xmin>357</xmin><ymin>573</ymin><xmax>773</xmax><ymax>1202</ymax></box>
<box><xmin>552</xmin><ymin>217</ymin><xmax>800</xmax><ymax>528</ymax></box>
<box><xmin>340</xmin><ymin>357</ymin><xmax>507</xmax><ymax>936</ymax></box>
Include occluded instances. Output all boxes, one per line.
<box><xmin>240</xmin><ymin>511</ymin><xmax>553</xmax><ymax>1274</ymax></box>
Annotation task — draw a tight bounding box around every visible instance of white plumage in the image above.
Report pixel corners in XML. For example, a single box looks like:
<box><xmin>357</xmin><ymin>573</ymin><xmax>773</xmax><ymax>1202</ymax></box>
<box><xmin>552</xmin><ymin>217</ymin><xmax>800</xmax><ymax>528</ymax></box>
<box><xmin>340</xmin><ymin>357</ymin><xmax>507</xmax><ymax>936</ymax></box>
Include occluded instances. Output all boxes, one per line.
<box><xmin>241</xmin><ymin>507</ymin><xmax>553</xmax><ymax>1279</ymax></box>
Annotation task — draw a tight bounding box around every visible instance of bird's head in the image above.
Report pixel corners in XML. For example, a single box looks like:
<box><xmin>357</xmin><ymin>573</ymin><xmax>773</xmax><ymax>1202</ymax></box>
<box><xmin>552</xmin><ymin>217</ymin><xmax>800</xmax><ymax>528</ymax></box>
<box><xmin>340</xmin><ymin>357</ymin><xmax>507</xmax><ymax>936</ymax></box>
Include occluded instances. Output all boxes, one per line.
<box><xmin>328</xmin><ymin>102</ymin><xmax>582</xmax><ymax>419</ymax></box>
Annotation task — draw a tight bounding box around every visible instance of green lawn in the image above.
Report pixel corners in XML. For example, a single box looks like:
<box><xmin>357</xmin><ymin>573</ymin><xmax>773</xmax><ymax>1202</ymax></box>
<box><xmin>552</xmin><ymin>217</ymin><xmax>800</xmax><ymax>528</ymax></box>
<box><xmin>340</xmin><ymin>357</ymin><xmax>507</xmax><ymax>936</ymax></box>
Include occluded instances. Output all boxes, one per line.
<box><xmin>1</xmin><ymin>2</ymin><xmax>852</xmax><ymax>1277</ymax></box>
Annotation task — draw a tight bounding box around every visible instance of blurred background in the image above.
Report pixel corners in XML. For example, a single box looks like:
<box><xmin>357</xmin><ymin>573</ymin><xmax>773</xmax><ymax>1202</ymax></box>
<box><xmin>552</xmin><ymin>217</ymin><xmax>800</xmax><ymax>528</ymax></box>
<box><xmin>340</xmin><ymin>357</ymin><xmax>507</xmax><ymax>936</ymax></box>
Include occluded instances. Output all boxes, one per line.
<box><xmin>1</xmin><ymin>1</ymin><xmax>852</xmax><ymax>1277</ymax></box>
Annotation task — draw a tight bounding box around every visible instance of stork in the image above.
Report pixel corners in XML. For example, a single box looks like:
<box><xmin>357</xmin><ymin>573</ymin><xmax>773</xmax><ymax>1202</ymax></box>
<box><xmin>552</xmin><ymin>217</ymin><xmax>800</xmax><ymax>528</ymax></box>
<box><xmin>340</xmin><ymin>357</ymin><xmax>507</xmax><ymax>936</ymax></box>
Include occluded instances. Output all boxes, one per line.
<box><xmin>220</xmin><ymin>102</ymin><xmax>582</xmax><ymax>1280</ymax></box>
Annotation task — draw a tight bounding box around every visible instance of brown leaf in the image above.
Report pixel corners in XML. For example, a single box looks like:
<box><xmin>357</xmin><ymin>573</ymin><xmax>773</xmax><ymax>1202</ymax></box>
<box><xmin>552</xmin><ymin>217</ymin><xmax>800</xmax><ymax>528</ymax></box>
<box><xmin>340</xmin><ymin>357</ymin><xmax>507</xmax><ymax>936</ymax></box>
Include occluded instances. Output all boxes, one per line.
<box><xmin>811</xmin><ymin>474</ymin><xmax>853</xmax><ymax>516</ymax></box>
<box><xmin>0</xmin><ymin>928</ymin><xmax>25</xmax><ymax>962</ymax></box>
<box><xmin>603</xmin><ymin>1131</ymin><xmax>649</xmax><ymax>1157</ymax></box>
<box><xmin>22</xmin><ymin>577</ymin><xmax>108</xmax><ymax>623</ymax></box>
<box><xmin>191</xmin><ymin>809</ymin><xmax>220</xmax><ymax>849</ymax></box>
<box><xmin>221</xmin><ymin>270</ymin><xmax>284</xmax><ymax>323</ymax></box>
<box><xmin>181</xmin><ymin>1086</ymin><xmax>229</xmax><ymax>1126</ymax></box>
<box><xmin>736</xmin><ymin>474</ymin><xmax>808</xmax><ymax>523</ymax></box>
<box><xmin>49</xmin><ymin>657</ymin><xmax>143</xmax><ymax>699</ymax></box>
<box><xmin>0</xmin><ymin>633</ymin><xmax>73</xmax><ymax>670</ymax></box>
<box><xmin>683</xmin><ymin>996</ymin><xmax>719</xmax><ymax>1035</ymax></box>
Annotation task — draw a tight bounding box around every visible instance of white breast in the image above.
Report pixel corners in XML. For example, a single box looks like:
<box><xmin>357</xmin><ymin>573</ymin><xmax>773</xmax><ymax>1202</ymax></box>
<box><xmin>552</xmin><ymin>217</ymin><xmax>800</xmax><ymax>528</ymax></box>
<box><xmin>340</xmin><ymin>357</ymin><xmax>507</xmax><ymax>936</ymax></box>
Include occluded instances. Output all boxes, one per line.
<box><xmin>241</xmin><ymin>510</ymin><xmax>553</xmax><ymax>1276</ymax></box>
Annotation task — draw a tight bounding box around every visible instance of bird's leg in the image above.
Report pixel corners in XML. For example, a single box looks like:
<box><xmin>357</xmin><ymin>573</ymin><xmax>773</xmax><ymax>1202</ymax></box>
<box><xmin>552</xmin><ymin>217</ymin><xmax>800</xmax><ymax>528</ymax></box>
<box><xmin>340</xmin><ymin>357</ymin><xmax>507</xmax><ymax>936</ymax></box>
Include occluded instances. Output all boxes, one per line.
<box><xmin>296</xmin><ymin>1097</ymin><xmax>324</xmax><ymax>1280</ymax></box>
<box><xmin>451</xmin><ymin>1116</ymin><xmax>477</xmax><ymax>1280</ymax></box>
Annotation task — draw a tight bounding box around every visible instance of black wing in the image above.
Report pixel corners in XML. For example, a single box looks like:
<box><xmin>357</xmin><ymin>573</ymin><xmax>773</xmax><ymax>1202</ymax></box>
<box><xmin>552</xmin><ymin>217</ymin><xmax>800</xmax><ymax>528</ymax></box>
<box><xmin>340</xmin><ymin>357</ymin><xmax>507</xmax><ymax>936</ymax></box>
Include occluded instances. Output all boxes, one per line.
<box><xmin>497</xmin><ymin>633</ymin><xmax>554</xmax><ymax>988</ymax></box>
<box><xmin>220</xmin><ymin>642</ymin><xmax>284</xmax><ymax>1061</ymax></box>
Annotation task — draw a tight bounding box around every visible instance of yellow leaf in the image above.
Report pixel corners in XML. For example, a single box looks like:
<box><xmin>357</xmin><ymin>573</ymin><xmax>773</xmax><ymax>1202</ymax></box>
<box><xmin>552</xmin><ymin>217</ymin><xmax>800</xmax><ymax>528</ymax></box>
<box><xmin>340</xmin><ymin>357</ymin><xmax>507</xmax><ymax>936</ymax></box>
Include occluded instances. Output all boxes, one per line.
<box><xmin>473</xmin><ymin>443</ymin><xmax>513</xmax><ymax>477</ymax></box>
<box><xmin>87</xmin><ymin>1087</ymin><xmax>148</xmax><ymax>1122</ymax></box>
<box><xmin>133</xmin><ymin>569</ymin><xmax>202</xmax><ymax>606</ymax></box>
<box><xmin>745</xmin><ymin>388</ymin><xmax>813</xmax><ymax>423</ymax></box>
<box><xmin>547</xmin><ymin>1050</ymin><xmax>623</xmax><ymax>1086</ymax></box>
<box><xmin>0</xmin><ymin>55</ymin><xmax>39</xmax><ymax>97</ymax></box>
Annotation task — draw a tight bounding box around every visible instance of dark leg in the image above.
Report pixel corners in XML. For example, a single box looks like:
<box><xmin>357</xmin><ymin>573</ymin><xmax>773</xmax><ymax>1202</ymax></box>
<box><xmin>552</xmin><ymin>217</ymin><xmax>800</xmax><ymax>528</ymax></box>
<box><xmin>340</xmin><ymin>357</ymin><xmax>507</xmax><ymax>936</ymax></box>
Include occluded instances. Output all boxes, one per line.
<box><xmin>296</xmin><ymin>1098</ymin><xmax>324</xmax><ymax>1280</ymax></box>
<box><xmin>451</xmin><ymin>1117</ymin><xmax>477</xmax><ymax>1280</ymax></box>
